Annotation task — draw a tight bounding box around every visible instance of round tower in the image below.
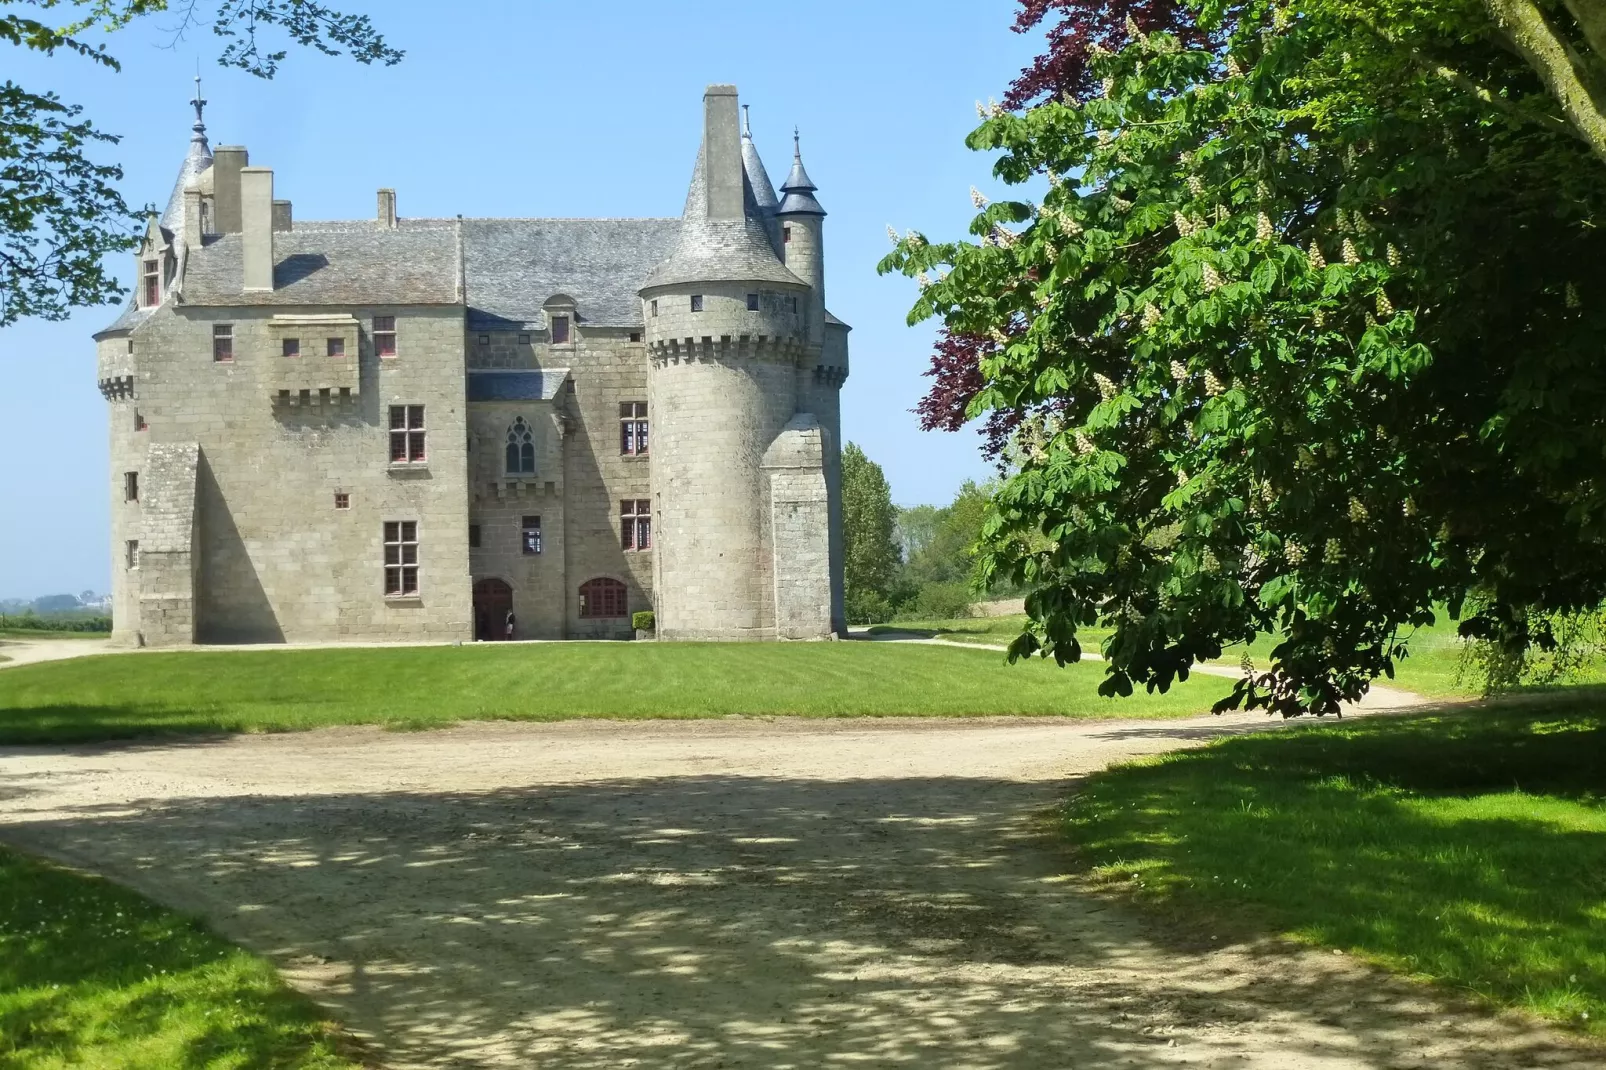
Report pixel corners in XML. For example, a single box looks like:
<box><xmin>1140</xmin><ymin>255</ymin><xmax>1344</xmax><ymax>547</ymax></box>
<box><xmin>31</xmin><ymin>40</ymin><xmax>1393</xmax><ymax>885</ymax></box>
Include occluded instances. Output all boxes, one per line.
<box><xmin>641</xmin><ymin>85</ymin><xmax>812</xmax><ymax>640</ymax></box>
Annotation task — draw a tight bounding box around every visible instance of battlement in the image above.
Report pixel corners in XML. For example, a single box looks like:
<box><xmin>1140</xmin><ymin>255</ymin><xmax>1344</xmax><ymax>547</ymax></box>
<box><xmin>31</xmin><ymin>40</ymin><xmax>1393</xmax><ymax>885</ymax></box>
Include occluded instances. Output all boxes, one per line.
<box><xmin>649</xmin><ymin>334</ymin><xmax>809</xmax><ymax>366</ymax></box>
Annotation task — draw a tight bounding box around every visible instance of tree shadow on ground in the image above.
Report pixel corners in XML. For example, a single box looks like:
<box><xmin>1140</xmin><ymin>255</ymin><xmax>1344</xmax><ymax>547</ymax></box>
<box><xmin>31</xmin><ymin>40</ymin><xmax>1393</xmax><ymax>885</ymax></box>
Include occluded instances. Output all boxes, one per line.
<box><xmin>1067</xmin><ymin>704</ymin><xmax>1606</xmax><ymax>1044</ymax></box>
<box><xmin>3</xmin><ymin>769</ymin><xmax>1597</xmax><ymax>1069</ymax></box>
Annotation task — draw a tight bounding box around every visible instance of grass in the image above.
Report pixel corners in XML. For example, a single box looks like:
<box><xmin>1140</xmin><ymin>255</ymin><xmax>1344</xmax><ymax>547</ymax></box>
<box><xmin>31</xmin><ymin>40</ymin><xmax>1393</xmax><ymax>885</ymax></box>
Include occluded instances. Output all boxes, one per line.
<box><xmin>1065</xmin><ymin>696</ymin><xmax>1606</xmax><ymax>1036</ymax></box>
<box><xmin>0</xmin><ymin>847</ymin><xmax>362</xmax><ymax>1068</ymax></box>
<box><xmin>867</xmin><ymin>612</ymin><xmax>1548</xmax><ymax>699</ymax></box>
<box><xmin>0</xmin><ymin>641</ymin><xmax>1235</xmax><ymax>744</ymax></box>
<box><xmin>0</xmin><ymin>630</ymin><xmax>107</xmax><ymax>642</ymax></box>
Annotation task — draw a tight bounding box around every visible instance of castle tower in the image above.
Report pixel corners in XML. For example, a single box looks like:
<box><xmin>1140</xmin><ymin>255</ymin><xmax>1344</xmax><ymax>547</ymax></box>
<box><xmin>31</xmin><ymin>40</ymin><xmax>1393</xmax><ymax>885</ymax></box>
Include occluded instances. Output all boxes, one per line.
<box><xmin>776</xmin><ymin>131</ymin><xmax>848</xmax><ymax>635</ymax></box>
<box><xmin>641</xmin><ymin>85</ymin><xmax>838</xmax><ymax>640</ymax></box>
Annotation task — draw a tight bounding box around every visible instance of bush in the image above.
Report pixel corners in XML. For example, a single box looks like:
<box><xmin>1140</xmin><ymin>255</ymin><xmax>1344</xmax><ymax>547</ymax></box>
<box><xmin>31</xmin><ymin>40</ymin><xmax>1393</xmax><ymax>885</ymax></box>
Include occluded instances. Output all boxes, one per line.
<box><xmin>846</xmin><ymin>591</ymin><xmax>895</xmax><ymax>626</ymax></box>
<box><xmin>632</xmin><ymin>611</ymin><xmax>655</xmax><ymax>632</ymax></box>
<box><xmin>912</xmin><ymin>582</ymin><xmax>974</xmax><ymax>621</ymax></box>
<box><xmin>0</xmin><ymin>614</ymin><xmax>111</xmax><ymax>633</ymax></box>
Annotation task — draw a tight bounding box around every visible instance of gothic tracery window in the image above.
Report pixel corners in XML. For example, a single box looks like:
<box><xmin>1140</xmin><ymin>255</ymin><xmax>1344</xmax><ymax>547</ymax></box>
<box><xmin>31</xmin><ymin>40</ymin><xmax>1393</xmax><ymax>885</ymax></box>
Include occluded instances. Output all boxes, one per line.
<box><xmin>506</xmin><ymin>417</ymin><xmax>536</xmax><ymax>475</ymax></box>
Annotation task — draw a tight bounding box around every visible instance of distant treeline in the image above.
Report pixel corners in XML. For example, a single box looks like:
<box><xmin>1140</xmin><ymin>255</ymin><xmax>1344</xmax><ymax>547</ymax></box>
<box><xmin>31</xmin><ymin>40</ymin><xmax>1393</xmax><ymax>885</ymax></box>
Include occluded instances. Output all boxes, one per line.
<box><xmin>0</xmin><ymin>614</ymin><xmax>113</xmax><ymax>633</ymax></box>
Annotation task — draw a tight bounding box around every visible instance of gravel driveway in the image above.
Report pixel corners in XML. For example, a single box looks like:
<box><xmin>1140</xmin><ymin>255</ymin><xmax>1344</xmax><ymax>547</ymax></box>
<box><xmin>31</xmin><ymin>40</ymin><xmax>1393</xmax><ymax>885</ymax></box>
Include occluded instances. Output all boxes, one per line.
<box><xmin>0</xmin><ymin>712</ymin><xmax>1594</xmax><ymax>1069</ymax></box>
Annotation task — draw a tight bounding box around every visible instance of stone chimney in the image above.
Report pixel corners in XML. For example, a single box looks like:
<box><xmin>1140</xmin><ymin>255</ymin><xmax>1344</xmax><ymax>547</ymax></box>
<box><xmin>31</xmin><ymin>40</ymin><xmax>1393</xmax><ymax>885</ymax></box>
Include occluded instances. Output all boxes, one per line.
<box><xmin>182</xmin><ymin>188</ymin><xmax>204</xmax><ymax>248</ymax></box>
<box><xmin>240</xmin><ymin>166</ymin><xmax>274</xmax><ymax>292</ymax></box>
<box><xmin>703</xmin><ymin>85</ymin><xmax>743</xmax><ymax>221</ymax></box>
<box><xmin>272</xmin><ymin>199</ymin><xmax>293</xmax><ymax>232</ymax></box>
<box><xmin>213</xmin><ymin>146</ymin><xmax>248</xmax><ymax>235</ymax></box>
<box><xmin>378</xmin><ymin>188</ymin><xmax>397</xmax><ymax>229</ymax></box>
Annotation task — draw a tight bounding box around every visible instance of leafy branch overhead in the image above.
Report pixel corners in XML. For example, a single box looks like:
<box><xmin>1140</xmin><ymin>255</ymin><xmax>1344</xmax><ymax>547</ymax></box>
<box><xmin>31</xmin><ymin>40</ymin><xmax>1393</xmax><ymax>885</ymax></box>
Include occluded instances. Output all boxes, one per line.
<box><xmin>0</xmin><ymin>0</ymin><xmax>401</xmax><ymax>328</ymax></box>
<box><xmin>885</xmin><ymin>0</ymin><xmax>1606</xmax><ymax>716</ymax></box>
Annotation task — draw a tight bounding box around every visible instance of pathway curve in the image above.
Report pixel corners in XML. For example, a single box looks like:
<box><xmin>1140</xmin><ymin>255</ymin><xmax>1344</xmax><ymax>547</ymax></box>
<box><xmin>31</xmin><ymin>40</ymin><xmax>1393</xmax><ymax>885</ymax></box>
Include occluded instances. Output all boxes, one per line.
<box><xmin>0</xmin><ymin>636</ymin><xmax>112</xmax><ymax>670</ymax></box>
<box><xmin>0</xmin><ymin>710</ymin><xmax>1590</xmax><ymax>1069</ymax></box>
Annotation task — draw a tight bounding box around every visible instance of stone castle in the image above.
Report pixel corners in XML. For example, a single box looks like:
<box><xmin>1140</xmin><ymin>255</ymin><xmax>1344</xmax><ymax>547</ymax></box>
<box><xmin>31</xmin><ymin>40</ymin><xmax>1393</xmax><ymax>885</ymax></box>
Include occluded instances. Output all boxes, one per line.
<box><xmin>95</xmin><ymin>83</ymin><xmax>848</xmax><ymax>645</ymax></box>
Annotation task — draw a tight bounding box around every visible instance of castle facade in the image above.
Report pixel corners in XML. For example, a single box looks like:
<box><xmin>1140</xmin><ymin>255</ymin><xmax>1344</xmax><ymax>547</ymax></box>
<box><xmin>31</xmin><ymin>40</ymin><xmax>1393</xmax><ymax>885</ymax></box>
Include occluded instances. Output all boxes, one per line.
<box><xmin>95</xmin><ymin>84</ymin><xmax>847</xmax><ymax>645</ymax></box>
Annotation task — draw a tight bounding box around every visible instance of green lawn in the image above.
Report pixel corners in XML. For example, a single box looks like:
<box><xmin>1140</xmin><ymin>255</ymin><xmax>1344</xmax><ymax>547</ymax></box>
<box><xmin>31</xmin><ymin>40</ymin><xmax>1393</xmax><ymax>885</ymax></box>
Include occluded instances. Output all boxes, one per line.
<box><xmin>0</xmin><ymin>847</ymin><xmax>362</xmax><ymax>1069</ymax></box>
<box><xmin>1065</xmin><ymin>697</ymin><xmax>1606</xmax><ymax>1036</ymax></box>
<box><xmin>868</xmin><ymin>612</ymin><xmax>1558</xmax><ymax>699</ymax></box>
<box><xmin>0</xmin><ymin>641</ymin><xmax>1234</xmax><ymax>744</ymax></box>
<box><xmin>0</xmin><ymin>631</ymin><xmax>108</xmax><ymax>642</ymax></box>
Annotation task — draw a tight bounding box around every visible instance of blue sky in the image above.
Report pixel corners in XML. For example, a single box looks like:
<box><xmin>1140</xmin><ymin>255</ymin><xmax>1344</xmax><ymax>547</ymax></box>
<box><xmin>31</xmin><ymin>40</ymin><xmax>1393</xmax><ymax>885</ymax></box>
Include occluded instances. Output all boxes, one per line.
<box><xmin>0</xmin><ymin>0</ymin><xmax>1042</xmax><ymax>598</ymax></box>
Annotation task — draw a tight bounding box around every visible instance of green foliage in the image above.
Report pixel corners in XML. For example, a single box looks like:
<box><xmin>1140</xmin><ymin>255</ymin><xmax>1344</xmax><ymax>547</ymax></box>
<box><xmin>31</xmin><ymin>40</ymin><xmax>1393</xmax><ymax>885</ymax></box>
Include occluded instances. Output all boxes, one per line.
<box><xmin>1067</xmin><ymin>701</ymin><xmax>1606</xmax><ymax>1034</ymax></box>
<box><xmin>842</xmin><ymin>442</ymin><xmax>902</xmax><ymax>623</ymax></box>
<box><xmin>0</xmin><ymin>845</ymin><xmax>362</xmax><ymax>1067</ymax></box>
<box><xmin>632</xmin><ymin>610</ymin><xmax>655</xmax><ymax>632</ymax></box>
<box><xmin>0</xmin><ymin>643</ymin><xmax>1235</xmax><ymax>743</ymax></box>
<box><xmin>883</xmin><ymin>0</ymin><xmax>1606</xmax><ymax>715</ymax></box>
<box><xmin>1</xmin><ymin>1</ymin><xmax>400</xmax><ymax>325</ymax></box>
<box><xmin>0</xmin><ymin>613</ymin><xmax>112</xmax><ymax>633</ymax></box>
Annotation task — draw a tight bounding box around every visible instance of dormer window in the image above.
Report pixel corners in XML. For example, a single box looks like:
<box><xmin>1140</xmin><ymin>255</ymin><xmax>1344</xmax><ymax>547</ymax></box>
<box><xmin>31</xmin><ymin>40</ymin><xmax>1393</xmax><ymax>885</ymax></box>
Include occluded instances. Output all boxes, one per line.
<box><xmin>142</xmin><ymin>259</ymin><xmax>160</xmax><ymax>307</ymax></box>
<box><xmin>551</xmin><ymin>315</ymin><xmax>571</xmax><ymax>344</ymax></box>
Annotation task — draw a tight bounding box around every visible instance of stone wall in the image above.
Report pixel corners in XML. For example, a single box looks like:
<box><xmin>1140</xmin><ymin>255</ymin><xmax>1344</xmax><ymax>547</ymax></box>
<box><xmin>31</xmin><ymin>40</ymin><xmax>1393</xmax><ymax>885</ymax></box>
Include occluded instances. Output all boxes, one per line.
<box><xmin>762</xmin><ymin>415</ymin><xmax>832</xmax><ymax>639</ymax></box>
<box><xmin>118</xmin><ymin>301</ymin><xmax>471</xmax><ymax>643</ymax></box>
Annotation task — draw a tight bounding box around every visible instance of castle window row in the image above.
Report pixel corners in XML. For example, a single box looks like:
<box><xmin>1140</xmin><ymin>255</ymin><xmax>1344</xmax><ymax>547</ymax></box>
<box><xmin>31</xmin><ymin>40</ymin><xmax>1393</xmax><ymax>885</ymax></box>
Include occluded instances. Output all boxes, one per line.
<box><xmin>654</xmin><ymin>293</ymin><xmax>798</xmax><ymax>317</ymax></box>
<box><xmin>206</xmin><ymin>318</ymin><xmax>397</xmax><ymax>363</ymax></box>
<box><xmin>620</xmin><ymin>402</ymin><xmax>648</xmax><ymax>456</ymax></box>
<box><xmin>389</xmin><ymin>405</ymin><xmax>426</xmax><ymax>464</ymax></box>
<box><xmin>621</xmin><ymin>499</ymin><xmax>651</xmax><ymax>551</ymax></box>
<box><xmin>383</xmin><ymin>521</ymin><xmax>419</xmax><ymax>596</ymax></box>
<box><xmin>279</xmin><ymin>337</ymin><xmax>347</xmax><ymax>358</ymax></box>
<box><xmin>578</xmin><ymin>577</ymin><xmax>627</xmax><ymax>619</ymax></box>
<box><xmin>466</xmin><ymin>517</ymin><xmax>544</xmax><ymax>555</ymax></box>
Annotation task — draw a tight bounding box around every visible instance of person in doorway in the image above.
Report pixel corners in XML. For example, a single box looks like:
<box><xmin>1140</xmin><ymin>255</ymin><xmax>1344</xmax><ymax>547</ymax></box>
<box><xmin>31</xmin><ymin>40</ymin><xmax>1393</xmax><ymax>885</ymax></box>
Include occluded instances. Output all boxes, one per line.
<box><xmin>504</xmin><ymin>609</ymin><xmax>516</xmax><ymax>642</ymax></box>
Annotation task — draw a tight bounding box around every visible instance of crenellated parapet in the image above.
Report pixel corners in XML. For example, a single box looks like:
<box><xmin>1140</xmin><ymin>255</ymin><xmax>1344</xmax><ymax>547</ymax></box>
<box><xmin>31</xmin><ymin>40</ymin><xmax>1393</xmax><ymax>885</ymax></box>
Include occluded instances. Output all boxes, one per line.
<box><xmin>98</xmin><ymin>375</ymin><xmax>137</xmax><ymax>400</ymax></box>
<box><xmin>648</xmin><ymin>333</ymin><xmax>809</xmax><ymax>367</ymax></box>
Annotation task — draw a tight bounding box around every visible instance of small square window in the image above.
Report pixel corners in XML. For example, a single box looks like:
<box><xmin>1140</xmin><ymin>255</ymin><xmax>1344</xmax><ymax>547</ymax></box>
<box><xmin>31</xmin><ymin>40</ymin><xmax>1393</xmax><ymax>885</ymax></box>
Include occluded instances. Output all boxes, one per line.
<box><xmin>479</xmin><ymin>334</ymin><xmax>490</xmax><ymax>345</ymax></box>
<box><xmin>126</xmin><ymin>540</ymin><xmax>140</xmax><ymax>570</ymax></box>
<box><xmin>746</xmin><ymin>293</ymin><xmax>759</xmax><ymax>311</ymax></box>
<box><xmin>374</xmin><ymin>316</ymin><xmax>397</xmax><ymax>357</ymax></box>
<box><xmin>327</xmin><ymin>337</ymin><xmax>346</xmax><ymax>358</ymax></box>
<box><xmin>690</xmin><ymin>295</ymin><xmax>703</xmax><ymax>313</ymax></box>
<box><xmin>282</xmin><ymin>337</ymin><xmax>300</xmax><ymax>358</ymax></box>
<box><xmin>124</xmin><ymin>471</ymin><xmax>139</xmax><ymax>502</ymax></box>
<box><xmin>519</xmin><ymin>333</ymin><xmax>531</xmax><ymax>344</ymax></box>
<box><xmin>565</xmin><ymin>379</ymin><xmax>576</xmax><ymax>394</ymax></box>
<box><xmin>629</xmin><ymin>332</ymin><xmax>641</xmax><ymax>343</ymax></box>
<box><xmin>334</xmin><ymin>492</ymin><xmax>350</xmax><ymax>510</ymax></box>
<box><xmin>212</xmin><ymin>324</ymin><xmax>234</xmax><ymax>362</ymax></box>
<box><xmin>551</xmin><ymin>315</ymin><xmax>571</xmax><ymax>344</ymax></box>
<box><xmin>469</xmin><ymin>523</ymin><xmax>481</xmax><ymax>548</ymax></box>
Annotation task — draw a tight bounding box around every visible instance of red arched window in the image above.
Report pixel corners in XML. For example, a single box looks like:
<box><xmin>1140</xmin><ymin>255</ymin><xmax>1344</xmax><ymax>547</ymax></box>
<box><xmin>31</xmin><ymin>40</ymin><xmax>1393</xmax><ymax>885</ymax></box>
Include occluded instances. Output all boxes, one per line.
<box><xmin>578</xmin><ymin>577</ymin><xmax>627</xmax><ymax>619</ymax></box>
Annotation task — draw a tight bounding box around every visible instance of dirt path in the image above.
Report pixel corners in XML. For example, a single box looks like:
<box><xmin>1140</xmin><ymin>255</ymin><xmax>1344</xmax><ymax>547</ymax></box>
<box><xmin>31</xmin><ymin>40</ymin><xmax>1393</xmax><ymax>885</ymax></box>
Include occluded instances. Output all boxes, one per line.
<box><xmin>0</xmin><ymin>636</ymin><xmax>112</xmax><ymax>669</ymax></box>
<box><xmin>2</xmin><ymin>710</ymin><xmax>1594</xmax><ymax>1069</ymax></box>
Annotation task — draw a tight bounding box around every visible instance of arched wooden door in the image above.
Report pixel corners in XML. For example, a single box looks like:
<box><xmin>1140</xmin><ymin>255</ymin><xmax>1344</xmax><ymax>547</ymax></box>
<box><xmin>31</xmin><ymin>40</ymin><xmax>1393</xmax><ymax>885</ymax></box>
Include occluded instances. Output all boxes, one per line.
<box><xmin>473</xmin><ymin>578</ymin><xmax>514</xmax><ymax>641</ymax></box>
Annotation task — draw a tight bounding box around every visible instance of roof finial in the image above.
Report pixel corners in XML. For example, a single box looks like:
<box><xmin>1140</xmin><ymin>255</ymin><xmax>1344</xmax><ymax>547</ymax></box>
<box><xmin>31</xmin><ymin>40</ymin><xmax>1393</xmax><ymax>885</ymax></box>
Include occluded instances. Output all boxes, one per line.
<box><xmin>189</xmin><ymin>69</ymin><xmax>208</xmax><ymax>145</ymax></box>
<box><xmin>793</xmin><ymin>126</ymin><xmax>801</xmax><ymax>158</ymax></box>
<box><xmin>742</xmin><ymin>104</ymin><xmax>751</xmax><ymax>138</ymax></box>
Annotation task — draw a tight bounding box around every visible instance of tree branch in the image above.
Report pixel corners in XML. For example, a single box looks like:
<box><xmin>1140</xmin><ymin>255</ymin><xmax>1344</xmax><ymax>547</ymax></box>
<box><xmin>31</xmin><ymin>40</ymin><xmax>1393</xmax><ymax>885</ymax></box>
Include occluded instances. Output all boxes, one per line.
<box><xmin>1484</xmin><ymin>0</ymin><xmax>1606</xmax><ymax>164</ymax></box>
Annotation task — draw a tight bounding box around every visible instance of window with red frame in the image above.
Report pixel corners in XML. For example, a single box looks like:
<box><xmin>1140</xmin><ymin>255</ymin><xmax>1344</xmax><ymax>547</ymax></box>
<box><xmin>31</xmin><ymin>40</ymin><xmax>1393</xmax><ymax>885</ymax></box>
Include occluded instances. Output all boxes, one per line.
<box><xmin>621</xmin><ymin>499</ymin><xmax>651</xmax><ymax>551</ymax></box>
<box><xmin>389</xmin><ymin>405</ymin><xmax>426</xmax><ymax>463</ymax></box>
<box><xmin>578</xmin><ymin>577</ymin><xmax>627</xmax><ymax>618</ymax></box>
<box><xmin>142</xmin><ymin>259</ymin><xmax>159</xmax><ymax>307</ymax></box>
<box><xmin>383</xmin><ymin>521</ymin><xmax>419</xmax><ymax>595</ymax></box>
<box><xmin>373</xmin><ymin>316</ymin><xmax>397</xmax><ymax>357</ymax></box>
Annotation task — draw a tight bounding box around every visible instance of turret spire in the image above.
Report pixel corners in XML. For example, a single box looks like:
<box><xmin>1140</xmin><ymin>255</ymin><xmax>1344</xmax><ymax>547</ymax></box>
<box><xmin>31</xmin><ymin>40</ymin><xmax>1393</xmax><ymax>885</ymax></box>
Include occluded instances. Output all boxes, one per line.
<box><xmin>190</xmin><ymin>72</ymin><xmax>209</xmax><ymax>153</ymax></box>
<box><xmin>777</xmin><ymin>128</ymin><xmax>825</xmax><ymax>216</ymax></box>
<box><xmin>159</xmin><ymin>75</ymin><xmax>216</xmax><ymax>232</ymax></box>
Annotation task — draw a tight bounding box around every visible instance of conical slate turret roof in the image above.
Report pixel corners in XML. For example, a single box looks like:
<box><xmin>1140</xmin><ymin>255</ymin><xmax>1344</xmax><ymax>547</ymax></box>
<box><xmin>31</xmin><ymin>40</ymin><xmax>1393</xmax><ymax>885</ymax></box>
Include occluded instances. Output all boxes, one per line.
<box><xmin>642</xmin><ymin>138</ymin><xmax>805</xmax><ymax>290</ymax></box>
<box><xmin>158</xmin><ymin>76</ymin><xmax>213</xmax><ymax>238</ymax></box>
<box><xmin>777</xmin><ymin>130</ymin><xmax>825</xmax><ymax>217</ymax></box>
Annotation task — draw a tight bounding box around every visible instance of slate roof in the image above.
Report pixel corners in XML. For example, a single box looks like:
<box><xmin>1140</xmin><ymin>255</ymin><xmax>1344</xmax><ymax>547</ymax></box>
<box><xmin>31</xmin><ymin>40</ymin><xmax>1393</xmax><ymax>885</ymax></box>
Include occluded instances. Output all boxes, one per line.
<box><xmin>180</xmin><ymin>222</ymin><xmax>462</xmax><ymax>307</ymax></box>
<box><xmin>467</xmin><ymin>368</ymin><xmax>570</xmax><ymax>402</ymax></box>
<box><xmin>456</xmin><ymin>218</ymin><xmax>680</xmax><ymax>330</ymax></box>
<box><xmin>96</xmin><ymin>297</ymin><xmax>154</xmax><ymax>337</ymax></box>
<box><xmin>643</xmin><ymin>142</ymin><xmax>806</xmax><ymax>291</ymax></box>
